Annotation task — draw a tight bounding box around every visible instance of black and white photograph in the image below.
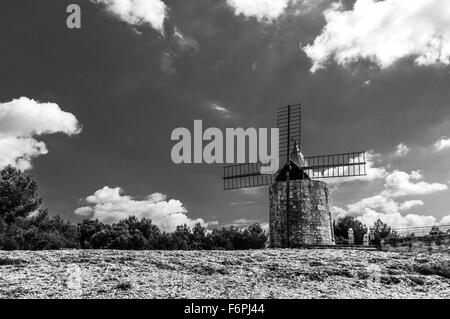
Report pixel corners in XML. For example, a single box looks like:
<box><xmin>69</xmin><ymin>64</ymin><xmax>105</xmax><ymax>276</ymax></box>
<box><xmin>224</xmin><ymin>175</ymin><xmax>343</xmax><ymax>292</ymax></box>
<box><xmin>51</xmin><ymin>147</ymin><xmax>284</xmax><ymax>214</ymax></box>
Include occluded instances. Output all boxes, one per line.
<box><xmin>1</xmin><ymin>0</ymin><xmax>450</xmax><ymax>309</ymax></box>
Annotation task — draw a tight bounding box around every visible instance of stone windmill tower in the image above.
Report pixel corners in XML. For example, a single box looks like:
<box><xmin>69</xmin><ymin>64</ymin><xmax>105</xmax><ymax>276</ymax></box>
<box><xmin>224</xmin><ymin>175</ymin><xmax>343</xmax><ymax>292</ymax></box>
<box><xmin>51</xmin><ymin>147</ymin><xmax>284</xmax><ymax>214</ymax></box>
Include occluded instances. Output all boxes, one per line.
<box><xmin>223</xmin><ymin>104</ymin><xmax>367</xmax><ymax>248</ymax></box>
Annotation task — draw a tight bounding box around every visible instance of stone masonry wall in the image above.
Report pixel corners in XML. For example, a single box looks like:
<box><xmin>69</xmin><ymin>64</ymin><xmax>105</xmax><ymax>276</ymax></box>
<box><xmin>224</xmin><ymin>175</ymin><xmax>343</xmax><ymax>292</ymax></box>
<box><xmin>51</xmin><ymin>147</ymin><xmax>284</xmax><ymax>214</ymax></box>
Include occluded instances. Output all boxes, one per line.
<box><xmin>269</xmin><ymin>180</ymin><xmax>335</xmax><ymax>247</ymax></box>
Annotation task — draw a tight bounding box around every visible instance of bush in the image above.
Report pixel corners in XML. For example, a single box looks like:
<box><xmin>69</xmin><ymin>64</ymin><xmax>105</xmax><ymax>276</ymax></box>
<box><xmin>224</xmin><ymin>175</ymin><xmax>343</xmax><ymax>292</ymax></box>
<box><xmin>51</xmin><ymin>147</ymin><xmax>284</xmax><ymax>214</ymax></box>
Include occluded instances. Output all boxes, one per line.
<box><xmin>208</xmin><ymin>224</ymin><xmax>267</xmax><ymax>250</ymax></box>
<box><xmin>0</xmin><ymin>209</ymin><xmax>80</xmax><ymax>250</ymax></box>
<box><xmin>371</xmin><ymin>219</ymin><xmax>398</xmax><ymax>245</ymax></box>
<box><xmin>334</xmin><ymin>216</ymin><xmax>367</xmax><ymax>245</ymax></box>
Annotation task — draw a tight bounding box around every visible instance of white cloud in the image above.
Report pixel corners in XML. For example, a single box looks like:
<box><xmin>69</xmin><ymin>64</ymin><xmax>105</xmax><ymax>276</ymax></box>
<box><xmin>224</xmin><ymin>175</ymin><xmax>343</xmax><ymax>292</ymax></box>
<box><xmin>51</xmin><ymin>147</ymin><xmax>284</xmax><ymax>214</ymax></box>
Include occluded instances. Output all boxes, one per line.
<box><xmin>232</xmin><ymin>218</ymin><xmax>259</xmax><ymax>224</ymax></box>
<box><xmin>237</xmin><ymin>186</ymin><xmax>265</xmax><ymax>195</ymax></box>
<box><xmin>225</xmin><ymin>0</ymin><xmax>318</xmax><ymax>22</ymax></box>
<box><xmin>347</xmin><ymin>195</ymin><xmax>404</xmax><ymax>215</ymax></box>
<box><xmin>382</xmin><ymin>170</ymin><xmax>448</xmax><ymax>197</ymax></box>
<box><xmin>92</xmin><ymin>0</ymin><xmax>168</xmax><ymax>33</ymax></box>
<box><xmin>223</xmin><ymin>218</ymin><xmax>268</xmax><ymax>230</ymax></box>
<box><xmin>0</xmin><ymin>97</ymin><xmax>80</xmax><ymax>137</ymax></box>
<box><xmin>211</xmin><ymin>103</ymin><xmax>228</xmax><ymax>113</ymax></box>
<box><xmin>355</xmin><ymin>151</ymin><xmax>388</xmax><ymax>181</ymax></box>
<box><xmin>0</xmin><ymin>137</ymin><xmax>47</xmax><ymax>171</ymax></box>
<box><xmin>303</xmin><ymin>0</ymin><xmax>450</xmax><ymax>72</ymax></box>
<box><xmin>335</xmin><ymin>198</ymin><xmax>447</xmax><ymax>229</ymax></box>
<box><xmin>399</xmin><ymin>200</ymin><xmax>424</xmax><ymax>211</ymax></box>
<box><xmin>226</xmin><ymin>0</ymin><xmax>292</xmax><ymax>22</ymax></box>
<box><xmin>230</xmin><ymin>201</ymin><xmax>255</xmax><ymax>206</ymax></box>
<box><xmin>209</xmin><ymin>102</ymin><xmax>233</xmax><ymax>119</ymax></box>
<box><xmin>440</xmin><ymin>215</ymin><xmax>450</xmax><ymax>225</ymax></box>
<box><xmin>330</xmin><ymin>206</ymin><xmax>348</xmax><ymax>219</ymax></box>
<box><xmin>333</xmin><ymin>168</ymin><xmax>448</xmax><ymax>229</ymax></box>
<box><xmin>211</xmin><ymin>102</ymin><xmax>229</xmax><ymax>113</ymax></box>
<box><xmin>346</xmin><ymin>195</ymin><xmax>423</xmax><ymax>216</ymax></box>
<box><xmin>394</xmin><ymin>143</ymin><xmax>410</xmax><ymax>157</ymax></box>
<box><xmin>0</xmin><ymin>97</ymin><xmax>81</xmax><ymax>170</ymax></box>
<box><xmin>75</xmin><ymin>186</ymin><xmax>211</xmax><ymax>232</ymax></box>
<box><xmin>434</xmin><ymin>136</ymin><xmax>450</xmax><ymax>151</ymax></box>
<box><xmin>260</xmin><ymin>222</ymin><xmax>269</xmax><ymax>232</ymax></box>
<box><xmin>356</xmin><ymin>210</ymin><xmax>444</xmax><ymax>229</ymax></box>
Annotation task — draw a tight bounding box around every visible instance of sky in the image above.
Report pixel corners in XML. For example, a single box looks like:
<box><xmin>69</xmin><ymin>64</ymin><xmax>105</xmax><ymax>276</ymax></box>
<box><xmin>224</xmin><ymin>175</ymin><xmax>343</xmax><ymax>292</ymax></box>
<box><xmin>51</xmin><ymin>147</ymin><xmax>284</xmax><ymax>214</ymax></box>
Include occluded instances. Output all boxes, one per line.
<box><xmin>1</xmin><ymin>0</ymin><xmax>450</xmax><ymax>232</ymax></box>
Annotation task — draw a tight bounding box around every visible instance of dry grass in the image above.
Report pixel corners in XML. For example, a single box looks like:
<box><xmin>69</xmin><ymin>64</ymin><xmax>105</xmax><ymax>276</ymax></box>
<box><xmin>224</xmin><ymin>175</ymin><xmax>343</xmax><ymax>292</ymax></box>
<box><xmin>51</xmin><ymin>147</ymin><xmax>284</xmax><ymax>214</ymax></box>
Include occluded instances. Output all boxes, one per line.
<box><xmin>0</xmin><ymin>249</ymin><xmax>449</xmax><ymax>299</ymax></box>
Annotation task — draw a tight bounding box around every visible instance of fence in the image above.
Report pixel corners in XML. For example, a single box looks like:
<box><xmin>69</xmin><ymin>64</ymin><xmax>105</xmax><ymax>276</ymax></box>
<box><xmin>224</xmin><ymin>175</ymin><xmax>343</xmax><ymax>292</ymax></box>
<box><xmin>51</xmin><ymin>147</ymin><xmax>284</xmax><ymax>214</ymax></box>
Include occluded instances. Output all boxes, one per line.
<box><xmin>380</xmin><ymin>225</ymin><xmax>450</xmax><ymax>252</ymax></box>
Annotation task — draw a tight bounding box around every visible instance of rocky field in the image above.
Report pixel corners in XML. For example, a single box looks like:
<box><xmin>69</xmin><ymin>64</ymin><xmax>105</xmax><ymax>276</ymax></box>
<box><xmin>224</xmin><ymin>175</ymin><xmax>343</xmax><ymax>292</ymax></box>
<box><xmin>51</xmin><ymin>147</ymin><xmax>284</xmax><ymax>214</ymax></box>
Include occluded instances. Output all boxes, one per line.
<box><xmin>1</xmin><ymin>249</ymin><xmax>449</xmax><ymax>299</ymax></box>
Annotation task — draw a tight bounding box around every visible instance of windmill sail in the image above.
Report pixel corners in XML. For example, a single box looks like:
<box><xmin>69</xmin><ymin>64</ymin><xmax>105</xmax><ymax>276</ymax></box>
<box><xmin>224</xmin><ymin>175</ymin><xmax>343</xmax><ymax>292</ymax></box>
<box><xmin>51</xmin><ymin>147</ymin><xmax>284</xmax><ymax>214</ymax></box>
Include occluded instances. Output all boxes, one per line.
<box><xmin>223</xmin><ymin>151</ymin><xmax>367</xmax><ymax>189</ymax></box>
<box><xmin>223</xmin><ymin>162</ymin><xmax>274</xmax><ymax>190</ymax></box>
<box><xmin>223</xmin><ymin>103</ymin><xmax>367</xmax><ymax>190</ymax></box>
<box><xmin>303</xmin><ymin>151</ymin><xmax>367</xmax><ymax>179</ymax></box>
<box><xmin>278</xmin><ymin>104</ymin><xmax>301</xmax><ymax>164</ymax></box>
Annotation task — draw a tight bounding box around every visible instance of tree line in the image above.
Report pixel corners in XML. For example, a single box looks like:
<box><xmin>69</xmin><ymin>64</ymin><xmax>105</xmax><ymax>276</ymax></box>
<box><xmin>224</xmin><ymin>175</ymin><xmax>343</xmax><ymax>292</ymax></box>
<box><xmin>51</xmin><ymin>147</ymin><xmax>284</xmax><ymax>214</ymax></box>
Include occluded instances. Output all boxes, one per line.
<box><xmin>333</xmin><ymin>215</ymin><xmax>396</xmax><ymax>245</ymax></box>
<box><xmin>1</xmin><ymin>165</ymin><xmax>422</xmax><ymax>251</ymax></box>
<box><xmin>0</xmin><ymin>166</ymin><xmax>267</xmax><ymax>250</ymax></box>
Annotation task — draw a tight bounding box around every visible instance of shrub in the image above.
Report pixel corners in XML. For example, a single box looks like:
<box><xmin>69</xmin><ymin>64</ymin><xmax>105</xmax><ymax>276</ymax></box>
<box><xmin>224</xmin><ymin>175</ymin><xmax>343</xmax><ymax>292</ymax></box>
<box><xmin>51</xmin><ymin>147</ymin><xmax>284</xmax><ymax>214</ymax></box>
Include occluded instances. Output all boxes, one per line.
<box><xmin>334</xmin><ymin>216</ymin><xmax>367</xmax><ymax>245</ymax></box>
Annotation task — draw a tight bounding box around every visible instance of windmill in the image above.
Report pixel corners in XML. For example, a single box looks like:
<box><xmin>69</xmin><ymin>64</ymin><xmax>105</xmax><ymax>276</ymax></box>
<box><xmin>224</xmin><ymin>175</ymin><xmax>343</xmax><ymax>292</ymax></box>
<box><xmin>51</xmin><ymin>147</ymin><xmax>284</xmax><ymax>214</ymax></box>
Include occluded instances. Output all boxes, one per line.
<box><xmin>223</xmin><ymin>104</ymin><xmax>367</xmax><ymax>248</ymax></box>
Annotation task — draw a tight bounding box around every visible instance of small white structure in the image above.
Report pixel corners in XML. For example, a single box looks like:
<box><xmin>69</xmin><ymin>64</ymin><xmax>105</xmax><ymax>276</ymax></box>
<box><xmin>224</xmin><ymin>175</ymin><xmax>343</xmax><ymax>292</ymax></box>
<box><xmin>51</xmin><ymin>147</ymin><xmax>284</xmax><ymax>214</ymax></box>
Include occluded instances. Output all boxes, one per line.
<box><xmin>348</xmin><ymin>228</ymin><xmax>354</xmax><ymax>245</ymax></box>
<box><xmin>363</xmin><ymin>233</ymin><xmax>369</xmax><ymax>246</ymax></box>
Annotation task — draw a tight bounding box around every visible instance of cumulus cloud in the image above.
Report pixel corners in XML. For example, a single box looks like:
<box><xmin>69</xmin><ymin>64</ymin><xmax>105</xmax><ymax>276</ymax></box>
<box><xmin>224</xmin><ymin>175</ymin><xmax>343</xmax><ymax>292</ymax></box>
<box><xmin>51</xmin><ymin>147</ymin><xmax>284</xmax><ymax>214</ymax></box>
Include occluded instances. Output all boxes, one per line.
<box><xmin>303</xmin><ymin>0</ymin><xmax>450</xmax><ymax>72</ymax></box>
<box><xmin>356</xmin><ymin>210</ymin><xmax>445</xmax><ymax>229</ymax></box>
<box><xmin>440</xmin><ymin>215</ymin><xmax>450</xmax><ymax>225</ymax></box>
<box><xmin>434</xmin><ymin>136</ymin><xmax>450</xmax><ymax>151</ymax></box>
<box><xmin>382</xmin><ymin>170</ymin><xmax>448</xmax><ymax>197</ymax></box>
<box><xmin>347</xmin><ymin>195</ymin><xmax>423</xmax><ymax>216</ymax></box>
<box><xmin>75</xmin><ymin>186</ymin><xmax>211</xmax><ymax>232</ymax></box>
<box><xmin>333</xmin><ymin>201</ymin><xmax>449</xmax><ymax>229</ymax></box>
<box><xmin>333</xmin><ymin>168</ymin><xmax>448</xmax><ymax>229</ymax></box>
<box><xmin>226</xmin><ymin>0</ymin><xmax>292</xmax><ymax>22</ymax></box>
<box><xmin>394</xmin><ymin>143</ymin><xmax>410</xmax><ymax>157</ymax></box>
<box><xmin>92</xmin><ymin>0</ymin><xmax>168</xmax><ymax>33</ymax></box>
<box><xmin>0</xmin><ymin>97</ymin><xmax>81</xmax><ymax>170</ymax></box>
<box><xmin>0</xmin><ymin>137</ymin><xmax>48</xmax><ymax>171</ymax></box>
<box><xmin>399</xmin><ymin>200</ymin><xmax>425</xmax><ymax>211</ymax></box>
<box><xmin>225</xmin><ymin>0</ymin><xmax>318</xmax><ymax>22</ymax></box>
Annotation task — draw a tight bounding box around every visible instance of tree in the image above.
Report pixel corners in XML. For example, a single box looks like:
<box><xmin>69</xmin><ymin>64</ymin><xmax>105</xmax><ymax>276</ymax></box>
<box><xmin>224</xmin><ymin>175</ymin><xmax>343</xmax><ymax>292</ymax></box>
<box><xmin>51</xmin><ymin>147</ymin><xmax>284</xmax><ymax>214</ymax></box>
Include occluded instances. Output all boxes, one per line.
<box><xmin>0</xmin><ymin>166</ymin><xmax>42</xmax><ymax>223</ymax></box>
<box><xmin>429</xmin><ymin>226</ymin><xmax>444</xmax><ymax>236</ymax></box>
<box><xmin>241</xmin><ymin>223</ymin><xmax>267</xmax><ymax>249</ymax></box>
<box><xmin>172</xmin><ymin>224</ymin><xmax>192</xmax><ymax>250</ymax></box>
<box><xmin>371</xmin><ymin>219</ymin><xmax>397</xmax><ymax>245</ymax></box>
<box><xmin>192</xmin><ymin>222</ymin><xmax>207</xmax><ymax>249</ymax></box>
<box><xmin>157</xmin><ymin>232</ymin><xmax>174</xmax><ymax>250</ymax></box>
<box><xmin>0</xmin><ymin>208</ymin><xmax>80</xmax><ymax>250</ymax></box>
<box><xmin>209</xmin><ymin>227</ymin><xmax>236</xmax><ymax>250</ymax></box>
<box><xmin>334</xmin><ymin>216</ymin><xmax>367</xmax><ymax>245</ymax></box>
<box><xmin>78</xmin><ymin>219</ymin><xmax>106</xmax><ymax>248</ymax></box>
<box><xmin>138</xmin><ymin>218</ymin><xmax>161</xmax><ymax>249</ymax></box>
